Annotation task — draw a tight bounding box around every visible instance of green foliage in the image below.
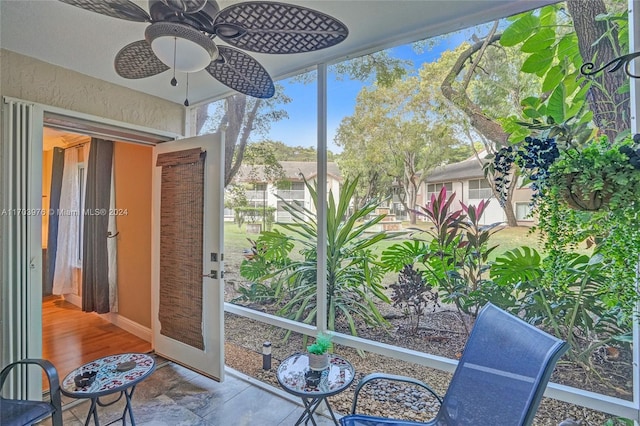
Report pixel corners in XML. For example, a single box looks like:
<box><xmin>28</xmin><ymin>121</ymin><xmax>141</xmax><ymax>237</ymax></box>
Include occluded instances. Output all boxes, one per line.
<box><xmin>381</xmin><ymin>187</ymin><xmax>505</xmax><ymax>333</ymax></box>
<box><xmin>334</xmin><ymin>62</ymin><xmax>472</xmax><ymax>215</ymax></box>
<box><xmin>499</xmin><ymin>5</ymin><xmax>587</xmax><ymax>141</ymax></box>
<box><xmin>603</xmin><ymin>417</ymin><xmax>634</xmax><ymax>426</ymax></box>
<box><xmin>307</xmin><ymin>333</ymin><xmax>333</xmax><ymax>355</ymax></box>
<box><xmin>331</xmin><ymin>50</ymin><xmax>411</xmax><ymax>87</ymax></box>
<box><xmin>500</xmin><ymin>3</ymin><xmax>630</xmax><ymax>139</ymax></box>
<box><xmin>490</xmin><ymin>248</ymin><xmax>629</xmax><ymax>367</ymax></box>
<box><xmin>547</xmin><ymin>135</ymin><xmax>640</xmax><ymax>211</ymax></box>
<box><xmin>249</xmin><ymin>140</ymin><xmax>337</xmax><ymax>162</ymax></box>
<box><xmin>232</xmin><ymin>282</ymin><xmax>280</xmax><ymax>305</ymax></box>
<box><xmin>238</xmin><ymin>177</ymin><xmax>391</xmax><ymax>337</ymax></box>
<box><xmin>234</xmin><ymin>206</ymin><xmax>276</xmax><ymax>230</ymax></box>
<box><xmin>225</xmin><ymin>184</ymin><xmax>249</xmax><ymax>228</ymax></box>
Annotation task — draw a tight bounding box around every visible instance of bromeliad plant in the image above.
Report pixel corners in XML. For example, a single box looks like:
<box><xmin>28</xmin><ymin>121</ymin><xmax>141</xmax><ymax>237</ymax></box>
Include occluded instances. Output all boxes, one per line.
<box><xmin>239</xmin><ymin>177</ymin><xmax>390</xmax><ymax>336</ymax></box>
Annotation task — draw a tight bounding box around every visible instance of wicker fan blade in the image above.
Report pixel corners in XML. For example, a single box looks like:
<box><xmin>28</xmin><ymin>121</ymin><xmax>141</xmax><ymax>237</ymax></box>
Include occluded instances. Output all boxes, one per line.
<box><xmin>115</xmin><ymin>41</ymin><xmax>170</xmax><ymax>79</ymax></box>
<box><xmin>58</xmin><ymin>0</ymin><xmax>150</xmax><ymax>22</ymax></box>
<box><xmin>213</xmin><ymin>1</ymin><xmax>348</xmax><ymax>54</ymax></box>
<box><xmin>206</xmin><ymin>47</ymin><xmax>275</xmax><ymax>99</ymax></box>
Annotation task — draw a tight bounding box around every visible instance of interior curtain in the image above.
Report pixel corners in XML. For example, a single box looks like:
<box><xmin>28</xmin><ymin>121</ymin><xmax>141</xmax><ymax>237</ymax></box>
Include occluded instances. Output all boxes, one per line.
<box><xmin>107</xmin><ymin>159</ymin><xmax>118</xmax><ymax>312</ymax></box>
<box><xmin>52</xmin><ymin>146</ymin><xmax>83</xmax><ymax>295</ymax></box>
<box><xmin>82</xmin><ymin>138</ymin><xmax>114</xmax><ymax>314</ymax></box>
<box><xmin>45</xmin><ymin>147</ymin><xmax>64</xmax><ymax>295</ymax></box>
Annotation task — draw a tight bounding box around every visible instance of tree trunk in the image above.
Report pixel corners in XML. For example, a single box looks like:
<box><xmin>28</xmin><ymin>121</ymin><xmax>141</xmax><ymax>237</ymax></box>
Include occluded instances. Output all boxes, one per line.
<box><xmin>441</xmin><ymin>33</ymin><xmax>519</xmax><ymax>227</ymax></box>
<box><xmin>566</xmin><ymin>0</ymin><xmax>629</xmax><ymax>139</ymax></box>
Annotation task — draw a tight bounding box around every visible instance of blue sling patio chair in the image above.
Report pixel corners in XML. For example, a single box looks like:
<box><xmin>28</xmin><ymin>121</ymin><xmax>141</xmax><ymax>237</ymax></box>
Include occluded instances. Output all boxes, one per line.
<box><xmin>340</xmin><ymin>303</ymin><xmax>569</xmax><ymax>426</ymax></box>
<box><xmin>0</xmin><ymin>359</ymin><xmax>63</xmax><ymax>426</ymax></box>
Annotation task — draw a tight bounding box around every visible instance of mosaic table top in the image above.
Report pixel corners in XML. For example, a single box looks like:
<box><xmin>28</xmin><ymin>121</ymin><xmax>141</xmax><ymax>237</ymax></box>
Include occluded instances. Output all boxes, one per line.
<box><xmin>61</xmin><ymin>353</ymin><xmax>155</xmax><ymax>398</ymax></box>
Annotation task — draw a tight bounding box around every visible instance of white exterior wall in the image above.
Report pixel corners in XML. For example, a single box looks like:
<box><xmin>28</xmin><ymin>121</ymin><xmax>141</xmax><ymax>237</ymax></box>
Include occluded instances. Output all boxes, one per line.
<box><xmin>419</xmin><ymin>179</ymin><xmax>534</xmax><ymax>226</ymax></box>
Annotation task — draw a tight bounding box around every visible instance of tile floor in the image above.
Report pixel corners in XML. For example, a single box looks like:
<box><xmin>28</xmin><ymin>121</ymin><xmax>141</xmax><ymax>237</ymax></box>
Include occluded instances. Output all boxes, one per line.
<box><xmin>38</xmin><ymin>358</ymin><xmax>339</xmax><ymax>426</ymax></box>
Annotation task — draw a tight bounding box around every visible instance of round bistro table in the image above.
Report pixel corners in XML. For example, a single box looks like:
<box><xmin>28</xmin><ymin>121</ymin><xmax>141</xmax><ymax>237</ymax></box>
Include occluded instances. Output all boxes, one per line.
<box><xmin>60</xmin><ymin>353</ymin><xmax>155</xmax><ymax>426</ymax></box>
<box><xmin>277</xmin><ymin>353</ymin><xmax>355</xmax><ymax>426</ymax></box>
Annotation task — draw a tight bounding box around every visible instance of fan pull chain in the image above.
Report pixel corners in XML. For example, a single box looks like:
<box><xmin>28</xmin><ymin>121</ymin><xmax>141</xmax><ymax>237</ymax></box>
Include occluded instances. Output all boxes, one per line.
<box><xmin>170</xmin><ymin>37</ymin><xmax>178</xmax><ymax>87</ymax></box>
<box><xmin>184</xmin><ymin>73</ymin><xmax>190</xmax><ymax>107</ymax></box>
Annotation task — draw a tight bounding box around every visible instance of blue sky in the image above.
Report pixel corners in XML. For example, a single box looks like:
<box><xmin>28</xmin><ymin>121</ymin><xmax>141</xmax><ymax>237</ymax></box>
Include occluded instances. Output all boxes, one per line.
<box><xmin>266</xmin><ymin>30</ymin><xmax>469</xmax><ymax>153</ymax></box>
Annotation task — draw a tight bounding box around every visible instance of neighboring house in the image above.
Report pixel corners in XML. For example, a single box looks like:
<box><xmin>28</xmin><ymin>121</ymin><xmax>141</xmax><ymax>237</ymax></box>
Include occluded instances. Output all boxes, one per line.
<box><xmin>420</xmin><ymin>154</ymin><xmax>535</xmax><ymax>226</ymax></box>
<box><xmin>230</xmin><ymin>161</ymin><xmax>342</xmax><ymax>223</ymax></box>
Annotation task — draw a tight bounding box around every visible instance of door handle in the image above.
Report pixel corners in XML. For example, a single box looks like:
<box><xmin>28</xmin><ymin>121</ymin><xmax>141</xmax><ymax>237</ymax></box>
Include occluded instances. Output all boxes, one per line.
<box><xmin>203</xmin><ymin>270</ymin><xmax>220</xmax><ymax>279</ymax></box>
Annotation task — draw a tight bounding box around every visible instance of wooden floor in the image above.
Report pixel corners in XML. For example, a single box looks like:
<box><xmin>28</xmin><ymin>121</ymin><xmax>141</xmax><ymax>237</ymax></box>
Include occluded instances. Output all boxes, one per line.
<box><xmin>43</xmin><ymin>295</ymin><xmax>151</xmax><ymax>388</ymax></box>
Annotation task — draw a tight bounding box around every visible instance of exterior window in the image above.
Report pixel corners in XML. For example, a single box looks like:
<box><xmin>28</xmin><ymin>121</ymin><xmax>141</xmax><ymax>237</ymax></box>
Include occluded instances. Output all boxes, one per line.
<box><xmin>246</xmin><ymin>183</ymin><xmax>268</xmax><ymax>204</ymax></box>
<box><xmin>426</xmin><ymin>182</ymin><xmax>452</xmax><ymax>198</ymax></box>
<box><xmin>468</xmin><ymin>179</ymin><xmax>492</xmax><ymax>199</ymax></box>
<box><xmin>277</xmin><ymin>200</ymin><xmax>303</xmax><ymax>222</ymax></box>
<box><xmin>277</xmin><ymin>181</ymin><xmax>305</xmax><ymax>200</ymax></box>
<box><xmin>515</xmin><ymin>202</ymin><xmax>533</xmax><ymax>220</ymax></box>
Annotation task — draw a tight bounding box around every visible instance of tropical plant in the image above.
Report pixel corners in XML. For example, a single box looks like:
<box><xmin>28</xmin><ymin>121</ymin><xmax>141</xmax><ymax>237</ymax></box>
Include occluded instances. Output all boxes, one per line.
<box><xmin>389</xmin><ymin>264</ymin><xmax>439</xmax><ymax>332</ymax></box>
<box><xmin>500</xmin><ymin>2</ymin><xmax>629</xmax><ymax>142</ymax></box>
<box><xmin>307</xmin><ymin>333</ymin><xmax>333</xmax><ymax>355</ymax></box>
<box><xmin>490</xmin><ymin>247</ymin><xmax>629</xmax><ymax>370</ymax></box>
<box><xmin>381</xmin><ymin>187</ymin><xmax>503</xmax><ymax>333</ymax></box>
<box><xmin>239</xmin><ymin>177</ymin><xmax>390</xmax><ymax>336</ymax></box>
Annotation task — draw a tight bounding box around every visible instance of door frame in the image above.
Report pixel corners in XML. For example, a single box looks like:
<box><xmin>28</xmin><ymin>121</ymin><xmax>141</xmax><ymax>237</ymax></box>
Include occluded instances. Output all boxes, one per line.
<box><xmin>0</xmin><ymin>96</ymin><xmax>178</xmax><ymax>395</ymax></box>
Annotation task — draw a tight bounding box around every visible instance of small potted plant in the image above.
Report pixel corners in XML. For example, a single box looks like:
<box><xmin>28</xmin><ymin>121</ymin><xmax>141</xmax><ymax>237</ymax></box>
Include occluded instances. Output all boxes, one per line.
<box><xmin>306</xmin><ymin>333</ymin><xmax>332</xmax><ymax>371</ymax></box>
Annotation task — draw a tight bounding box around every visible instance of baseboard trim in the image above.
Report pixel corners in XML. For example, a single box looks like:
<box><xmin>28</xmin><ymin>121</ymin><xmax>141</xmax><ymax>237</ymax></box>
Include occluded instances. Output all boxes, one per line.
<box><xmin>97</xmin><ymin>312</ymin><xmax>152</xmax><ymax>342</ymax></box>
<box><xmin>63</xmin><ymin>293</ymin><xmax>82</xmax><ymax>308</ymax></box>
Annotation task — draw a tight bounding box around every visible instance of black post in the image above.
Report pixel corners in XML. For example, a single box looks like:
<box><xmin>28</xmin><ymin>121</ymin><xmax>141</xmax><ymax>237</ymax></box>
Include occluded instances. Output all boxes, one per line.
<box><xmin>262</xmin><ymin>341</ymin><xmax>272</xmax><ymax>370</ymax></box>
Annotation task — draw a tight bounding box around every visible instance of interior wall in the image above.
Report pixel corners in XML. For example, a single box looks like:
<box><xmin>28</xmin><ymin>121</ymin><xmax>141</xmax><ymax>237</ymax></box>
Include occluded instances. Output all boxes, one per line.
<box><xmin>0</xmin><ymin>49</ymin><xmax>184</xmax><ymax>135</ymax></box>
<box><xmin>114</xmin><ymin>142</ymin><xmax>152</xmax><ymax>328</ymax></box>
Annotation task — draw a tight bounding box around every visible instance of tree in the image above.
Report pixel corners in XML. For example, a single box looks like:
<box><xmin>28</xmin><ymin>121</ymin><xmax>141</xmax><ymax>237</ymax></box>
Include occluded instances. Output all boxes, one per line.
<box><xmin>567</xmin><ymin>0</ymin><xmax>628</xmax><ymax>137</ymax></box>
<box><xmin>500</xmin><ymin>1</ymin><xmax>629</xmax><ymax>140</ymax></box>
<box><xmin>196</xmin><ymin>53</ymin><xmax>408</xmax><ymax>190</ymax></box>
<box><xmin>248</xmin><ymin>140</ymin><xmax>336</xmax><ymax>162</ymax></box>
<box><xmin>335</xmin><ymin>77</ymin><xmax>469</xmax><ymax>224</ymax></box>
<box><xmin>438</xmin><ymin>22</ymin><xmax>544</xmax><ymax>226</ymax></box>
<box><xmin>196</xmin><ymin>90</ymin><xmax>292</xmax><ymax>187</ymax></box>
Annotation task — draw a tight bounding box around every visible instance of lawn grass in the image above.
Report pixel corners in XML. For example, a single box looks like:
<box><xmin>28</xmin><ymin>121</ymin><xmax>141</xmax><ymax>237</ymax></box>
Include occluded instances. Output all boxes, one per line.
<box><xmin>224</xmin><ymin>220</ymin><xmax>546</xmax><ymax>266</ymax></box>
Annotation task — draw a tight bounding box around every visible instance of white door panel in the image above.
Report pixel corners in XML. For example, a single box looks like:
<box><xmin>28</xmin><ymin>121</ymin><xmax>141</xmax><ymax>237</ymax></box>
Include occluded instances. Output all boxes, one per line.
<box><xmin>151</xmin><ymin>133</ymin><xmax>224</xmax><ymax>380</ymax></box>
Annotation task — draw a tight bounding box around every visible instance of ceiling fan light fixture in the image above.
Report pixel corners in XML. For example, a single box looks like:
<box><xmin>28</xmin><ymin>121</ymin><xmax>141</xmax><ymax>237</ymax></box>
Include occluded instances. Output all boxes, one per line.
<box><xmin>145</xmin><ymin>22</ymin><xmax>217</xmax><ymax>73</ymax></box>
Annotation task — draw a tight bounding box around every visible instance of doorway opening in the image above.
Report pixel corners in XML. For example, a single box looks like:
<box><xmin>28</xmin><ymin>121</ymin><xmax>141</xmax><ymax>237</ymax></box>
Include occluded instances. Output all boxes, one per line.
<box><xmin>41</xmin><ymin>126</ymin><xmax>153</xmax><ymax>388</ymax></box>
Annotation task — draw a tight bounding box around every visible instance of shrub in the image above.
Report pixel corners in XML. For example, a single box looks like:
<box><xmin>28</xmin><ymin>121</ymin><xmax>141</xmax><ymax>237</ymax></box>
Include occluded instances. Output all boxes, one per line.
<box><xmin>381</xmin><ymin>187</ymin><xmax>503</xmax><ymax>334</ymax></box>
<box><xmin>389</xmin><ymin>264</ymin><xmax>439</xmax><ymax>332</ymax></box>
<box><xmin>239</xmin><ymin>177</ymin><xmax>390</xmax><ymax>336</ymax></box>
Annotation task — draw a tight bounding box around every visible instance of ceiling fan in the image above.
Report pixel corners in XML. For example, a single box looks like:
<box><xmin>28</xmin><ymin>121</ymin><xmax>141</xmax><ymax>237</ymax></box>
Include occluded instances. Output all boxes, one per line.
<box><xmin>57</xmin><ymin>0</ymin><xmax>349</xmax><ymax>104</ymax></box>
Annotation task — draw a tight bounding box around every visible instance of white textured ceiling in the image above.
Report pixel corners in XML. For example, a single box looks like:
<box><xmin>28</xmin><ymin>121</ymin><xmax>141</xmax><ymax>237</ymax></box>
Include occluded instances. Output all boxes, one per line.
<box><xmin>1</xmin><ymin>0</ymin><xmax>553</xmax><ymax>106</ymax></box>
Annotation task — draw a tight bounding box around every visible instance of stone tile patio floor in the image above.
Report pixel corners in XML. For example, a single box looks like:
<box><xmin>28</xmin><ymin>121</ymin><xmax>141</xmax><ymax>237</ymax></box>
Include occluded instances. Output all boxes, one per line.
<box><xmin>38</xmin><ymin>357</ymin><xmax>338</xmax><ymax>426</ymax></box>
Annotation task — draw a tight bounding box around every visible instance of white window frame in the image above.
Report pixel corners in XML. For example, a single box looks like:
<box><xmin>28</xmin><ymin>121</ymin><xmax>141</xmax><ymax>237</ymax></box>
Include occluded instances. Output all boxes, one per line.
<box><xmin>468</xmin><ymin>178</ymin><xmax>492</xmax><ymax>199</ymax></box>
<box><xmin>426</xmin><ymin>182</ymin><xmax>452</xmax><ymax>199</ymax></box>
<box><xmin>515</xmin><ymin>202</ymin><xmax>533</xmax><ymax>221</ymax></box>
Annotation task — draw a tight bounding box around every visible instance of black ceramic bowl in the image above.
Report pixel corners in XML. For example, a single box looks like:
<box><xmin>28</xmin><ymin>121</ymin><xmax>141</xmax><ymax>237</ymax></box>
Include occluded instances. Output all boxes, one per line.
<box><xmin>304</xmin><ymin>370</ymin><xmax>321</xmax><ymax>387</ymax></box>
<box><xmin>74</xmin><ymin>371</ymin><xmax>97</xmax><ymax>388</ymax></box>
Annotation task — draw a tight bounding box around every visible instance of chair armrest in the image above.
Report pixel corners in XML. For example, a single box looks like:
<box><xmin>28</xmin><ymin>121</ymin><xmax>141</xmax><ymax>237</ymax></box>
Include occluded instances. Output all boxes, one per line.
<box><xmin>350</xmin><ymin>372</ymin><xmax>443</xmax><ymax>415</ymax></box>
<box><xmin>0</xmin><ymin>358</ymin><xmax>62</xmax><ymax>410</ymax></box>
